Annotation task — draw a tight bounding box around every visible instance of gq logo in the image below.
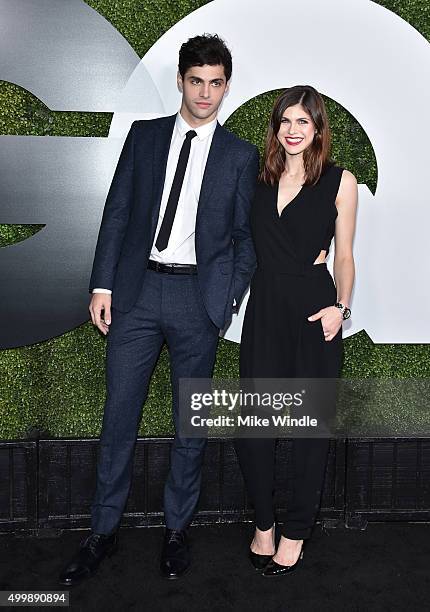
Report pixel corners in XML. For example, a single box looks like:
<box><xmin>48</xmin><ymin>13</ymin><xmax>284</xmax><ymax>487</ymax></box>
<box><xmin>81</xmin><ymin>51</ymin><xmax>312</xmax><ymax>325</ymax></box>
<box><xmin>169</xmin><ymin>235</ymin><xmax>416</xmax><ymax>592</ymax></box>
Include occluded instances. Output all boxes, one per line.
<box><xmin>1</xmin><ymin>0</ymin><xmax>429</xmax><ymax>348</ymax></box>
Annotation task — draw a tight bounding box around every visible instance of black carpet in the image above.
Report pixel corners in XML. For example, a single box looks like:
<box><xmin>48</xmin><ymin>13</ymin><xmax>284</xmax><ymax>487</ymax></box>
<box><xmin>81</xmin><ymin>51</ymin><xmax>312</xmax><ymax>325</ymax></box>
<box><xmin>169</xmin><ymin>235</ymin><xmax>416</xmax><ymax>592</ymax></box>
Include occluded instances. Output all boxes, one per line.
<box><xmin>0</xmin><ymin>523</ymin><xmax>429</xmax><ymax>611</ymax></box>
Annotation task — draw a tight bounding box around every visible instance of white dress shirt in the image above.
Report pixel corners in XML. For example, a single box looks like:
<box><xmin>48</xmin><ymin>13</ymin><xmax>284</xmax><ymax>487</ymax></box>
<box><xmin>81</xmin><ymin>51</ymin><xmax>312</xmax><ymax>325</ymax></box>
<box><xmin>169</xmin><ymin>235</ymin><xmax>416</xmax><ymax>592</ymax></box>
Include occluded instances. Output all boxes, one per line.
<box><xmin>93</xmin><ymin>112</ymin><xmax>217</xmax><ymax>295</ymax></box>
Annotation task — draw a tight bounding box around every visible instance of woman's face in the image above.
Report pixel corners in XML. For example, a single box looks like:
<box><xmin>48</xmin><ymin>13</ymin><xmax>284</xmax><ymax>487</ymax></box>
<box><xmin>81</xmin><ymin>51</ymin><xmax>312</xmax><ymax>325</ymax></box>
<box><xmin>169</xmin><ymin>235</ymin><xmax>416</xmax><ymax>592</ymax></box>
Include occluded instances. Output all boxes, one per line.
<box><xmin>277</xmin><ymin>104</ymin><xmax>317</xmax><ymax>156</ymax></box>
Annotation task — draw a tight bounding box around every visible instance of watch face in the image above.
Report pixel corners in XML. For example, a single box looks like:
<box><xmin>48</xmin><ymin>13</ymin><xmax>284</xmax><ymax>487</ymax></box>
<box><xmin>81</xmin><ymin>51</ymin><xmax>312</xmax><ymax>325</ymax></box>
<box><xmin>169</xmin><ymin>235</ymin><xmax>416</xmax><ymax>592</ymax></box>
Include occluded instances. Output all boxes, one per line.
<box><xmin>343</xmin><ymin>308</ymin><xmax>351</xmax><ymax>320</ymax></box>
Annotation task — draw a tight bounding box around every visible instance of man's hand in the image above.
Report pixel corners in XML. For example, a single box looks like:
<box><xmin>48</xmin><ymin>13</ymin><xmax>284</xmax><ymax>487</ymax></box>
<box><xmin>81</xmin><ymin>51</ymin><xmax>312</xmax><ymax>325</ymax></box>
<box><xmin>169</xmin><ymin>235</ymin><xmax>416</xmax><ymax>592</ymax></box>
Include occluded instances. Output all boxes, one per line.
<box><xmin>89</xmin><ymin>293</ymin><xmax>112</xmax><ymax>335</ymax></box>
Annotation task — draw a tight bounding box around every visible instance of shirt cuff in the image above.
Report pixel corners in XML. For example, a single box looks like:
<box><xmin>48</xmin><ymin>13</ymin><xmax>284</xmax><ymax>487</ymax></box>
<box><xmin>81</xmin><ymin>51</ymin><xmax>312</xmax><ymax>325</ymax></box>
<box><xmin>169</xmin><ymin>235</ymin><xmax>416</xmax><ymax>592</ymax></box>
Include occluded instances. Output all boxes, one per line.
<box><xmin>92</xmin><ymin>288</ymin><xmax>112</xmax><ymax>295</ymax></box>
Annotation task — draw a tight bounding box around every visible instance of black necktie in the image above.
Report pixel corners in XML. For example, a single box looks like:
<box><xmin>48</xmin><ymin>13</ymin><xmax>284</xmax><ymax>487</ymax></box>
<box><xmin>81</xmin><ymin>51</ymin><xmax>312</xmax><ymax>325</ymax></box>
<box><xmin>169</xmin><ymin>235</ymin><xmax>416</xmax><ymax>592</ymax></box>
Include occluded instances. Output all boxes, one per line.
<box><xmin>155</xmin><ymin>129</ymin><xmax>197</xmax><ymax>252</ymax></box>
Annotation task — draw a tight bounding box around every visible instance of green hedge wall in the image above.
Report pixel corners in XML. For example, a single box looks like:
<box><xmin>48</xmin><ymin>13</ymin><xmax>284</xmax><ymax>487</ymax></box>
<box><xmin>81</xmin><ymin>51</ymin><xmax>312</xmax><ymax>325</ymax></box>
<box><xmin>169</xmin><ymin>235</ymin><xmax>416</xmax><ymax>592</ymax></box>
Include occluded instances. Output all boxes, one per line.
<box><xmin>0</xmin><ymin>0</ymin><xmax>429</xmax><ymax>439</ymax></box>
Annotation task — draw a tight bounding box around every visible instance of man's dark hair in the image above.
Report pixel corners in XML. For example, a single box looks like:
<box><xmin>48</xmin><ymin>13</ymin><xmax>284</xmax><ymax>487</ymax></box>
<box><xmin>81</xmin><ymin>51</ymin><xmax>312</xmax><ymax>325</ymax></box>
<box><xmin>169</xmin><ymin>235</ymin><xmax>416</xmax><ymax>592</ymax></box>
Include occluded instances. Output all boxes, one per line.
<box><xmin>178</xmin><ymin>34</ymin><xmax>232</xmax><ymax>81</ymax></box>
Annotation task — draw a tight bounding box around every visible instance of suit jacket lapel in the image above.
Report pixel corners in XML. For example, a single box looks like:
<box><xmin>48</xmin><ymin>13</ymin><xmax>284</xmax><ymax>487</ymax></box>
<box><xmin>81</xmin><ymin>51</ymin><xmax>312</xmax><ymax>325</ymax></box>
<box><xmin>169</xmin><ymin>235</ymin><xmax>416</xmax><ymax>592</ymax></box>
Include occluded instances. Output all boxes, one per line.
<box><xmin>197</xmin><ymin>123</ymin><xmax>228</xmax><ymax>217</ymax></box>
<box><xmin>151</xmin><ymin>114</ymin><xmax>176</xmax><ymax>236</ymax></box>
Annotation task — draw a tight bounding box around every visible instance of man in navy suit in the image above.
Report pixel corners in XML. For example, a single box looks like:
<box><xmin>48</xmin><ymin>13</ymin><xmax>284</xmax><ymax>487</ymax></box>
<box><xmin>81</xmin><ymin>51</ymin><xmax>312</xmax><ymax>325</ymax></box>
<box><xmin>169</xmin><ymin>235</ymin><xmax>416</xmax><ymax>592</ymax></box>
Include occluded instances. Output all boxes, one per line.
<box><xmin>59</xmin><ymin>34</ymin><xmax>258</xmax><ymax>585</ymax></box>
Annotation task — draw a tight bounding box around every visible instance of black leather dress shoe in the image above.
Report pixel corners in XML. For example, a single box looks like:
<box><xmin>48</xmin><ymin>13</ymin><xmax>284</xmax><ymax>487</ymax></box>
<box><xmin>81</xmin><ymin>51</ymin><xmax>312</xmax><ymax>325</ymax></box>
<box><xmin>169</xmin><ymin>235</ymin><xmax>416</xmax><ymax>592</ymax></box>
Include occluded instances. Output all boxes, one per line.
<box><xmin>262</xmin><ymin>542</ymin><xmax>304</xmax><ymax>577</ymax></box>
<box><xmin>58</xmin><ymin>532</ymin><xmax>118</xmax><ymax>586</ymax></box>
<box><xmin>159</xmin><ymin>529</ymin><xmax>190</xmax><ymax>579</ymax></box>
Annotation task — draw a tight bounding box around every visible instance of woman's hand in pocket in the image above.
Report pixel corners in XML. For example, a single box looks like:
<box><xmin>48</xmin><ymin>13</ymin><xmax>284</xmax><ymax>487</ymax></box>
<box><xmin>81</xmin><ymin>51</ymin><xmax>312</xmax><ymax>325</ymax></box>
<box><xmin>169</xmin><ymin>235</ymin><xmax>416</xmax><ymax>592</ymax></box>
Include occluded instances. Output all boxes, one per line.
<box><xmin>308</xmin><ymin>306</ymin><xmax>343</xmax><ymax>341</ymax></box>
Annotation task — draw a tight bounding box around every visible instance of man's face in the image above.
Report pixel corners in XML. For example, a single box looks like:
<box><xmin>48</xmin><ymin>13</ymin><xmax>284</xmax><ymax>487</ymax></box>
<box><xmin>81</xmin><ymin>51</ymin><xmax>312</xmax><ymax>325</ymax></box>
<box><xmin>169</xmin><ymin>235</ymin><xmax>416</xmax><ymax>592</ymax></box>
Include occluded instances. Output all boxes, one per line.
<box><xmin>178</xmin><ymin>64</ymin><xmax>230</xmax><ymax>125</ymax></box>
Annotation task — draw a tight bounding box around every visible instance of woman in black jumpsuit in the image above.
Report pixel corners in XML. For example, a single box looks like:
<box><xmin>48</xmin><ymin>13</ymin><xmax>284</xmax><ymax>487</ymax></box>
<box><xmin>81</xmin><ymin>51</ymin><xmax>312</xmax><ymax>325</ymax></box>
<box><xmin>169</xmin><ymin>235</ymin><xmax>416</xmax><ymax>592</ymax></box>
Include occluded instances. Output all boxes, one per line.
<box><xmin>235</xmin><ymin>86</ymin><xmax>357</xmax><ymax>577</ymax></box>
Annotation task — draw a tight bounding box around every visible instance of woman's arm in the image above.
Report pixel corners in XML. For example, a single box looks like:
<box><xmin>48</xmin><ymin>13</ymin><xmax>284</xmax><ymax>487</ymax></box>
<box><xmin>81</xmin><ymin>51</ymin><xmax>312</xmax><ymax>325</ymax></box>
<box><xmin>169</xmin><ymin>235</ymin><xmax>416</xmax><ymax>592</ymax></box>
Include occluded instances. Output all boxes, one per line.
<box><xmin>307</xmin><ymin>169</ymin><xmax>358</xmax><ymax>341</ymax></box>
<box><xmin>333</xmin><ymin>169</ymin><xmax>358</xmax><ymax>310</ymax></box>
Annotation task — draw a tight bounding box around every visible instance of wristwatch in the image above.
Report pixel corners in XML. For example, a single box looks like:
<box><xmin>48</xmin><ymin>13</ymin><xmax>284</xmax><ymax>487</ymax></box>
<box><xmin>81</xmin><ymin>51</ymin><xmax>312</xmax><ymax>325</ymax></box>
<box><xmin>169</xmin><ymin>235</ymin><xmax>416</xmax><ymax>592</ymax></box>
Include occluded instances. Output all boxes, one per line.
<box><xmin>335</xmin><ymin>302</ymin><xmax>351</xmax><ymax>320</ymax></box>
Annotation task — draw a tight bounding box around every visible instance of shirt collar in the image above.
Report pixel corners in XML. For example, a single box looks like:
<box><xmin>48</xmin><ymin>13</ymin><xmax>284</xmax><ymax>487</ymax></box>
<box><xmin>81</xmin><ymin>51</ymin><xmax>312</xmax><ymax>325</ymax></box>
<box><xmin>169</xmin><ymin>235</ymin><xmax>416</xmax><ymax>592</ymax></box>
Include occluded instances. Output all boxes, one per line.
<box><xmin>176</xmin><ymin>111</ymin><xmax>218</xmax><ymax>141</ymax></box>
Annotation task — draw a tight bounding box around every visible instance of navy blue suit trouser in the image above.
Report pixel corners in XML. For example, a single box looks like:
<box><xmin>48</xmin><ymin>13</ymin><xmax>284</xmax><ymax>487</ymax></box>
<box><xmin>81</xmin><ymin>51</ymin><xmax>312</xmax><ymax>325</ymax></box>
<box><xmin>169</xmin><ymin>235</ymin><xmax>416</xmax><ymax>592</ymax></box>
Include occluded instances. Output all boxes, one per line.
<box><xmin>91</xmin><ymin>269</ymin><xmax>220</xmax><ymax>534</ymax></box>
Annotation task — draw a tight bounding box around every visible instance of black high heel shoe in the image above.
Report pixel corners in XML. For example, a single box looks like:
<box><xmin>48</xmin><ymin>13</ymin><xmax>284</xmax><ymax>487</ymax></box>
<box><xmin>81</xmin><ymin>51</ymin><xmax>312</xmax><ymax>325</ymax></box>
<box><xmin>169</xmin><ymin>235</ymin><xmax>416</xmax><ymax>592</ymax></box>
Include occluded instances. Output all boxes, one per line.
<box><xmin>249</xmin><ymin>549</ymin><xmax>273</xmax><ymax>571</ymax></box>
<box><xmin>249</xmin><ymin>524</ymin><xmax>276</xmax><ymax>572</ymax></box>
<box><xmin>262</xmin><ymin>540</ymin><xmax>305</xmax><ymax>577</ymax></box>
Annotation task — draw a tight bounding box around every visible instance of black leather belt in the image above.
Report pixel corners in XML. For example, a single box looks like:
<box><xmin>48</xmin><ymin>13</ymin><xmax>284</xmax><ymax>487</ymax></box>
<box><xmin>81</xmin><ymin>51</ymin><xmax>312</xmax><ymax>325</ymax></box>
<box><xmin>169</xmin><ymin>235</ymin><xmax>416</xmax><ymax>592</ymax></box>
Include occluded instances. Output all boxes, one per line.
<box><xmin>147</xmin><ymin>260</ymin><xmax>198</xmax><ymax>274</ymax></box>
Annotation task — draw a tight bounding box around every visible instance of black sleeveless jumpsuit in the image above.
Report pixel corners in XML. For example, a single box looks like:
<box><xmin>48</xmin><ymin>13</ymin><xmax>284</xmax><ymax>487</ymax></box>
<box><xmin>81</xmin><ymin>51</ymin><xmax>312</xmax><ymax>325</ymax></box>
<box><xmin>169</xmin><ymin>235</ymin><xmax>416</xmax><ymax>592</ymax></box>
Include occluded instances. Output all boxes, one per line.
<box><xmin>235</xmin><ymin>164</ymin><xmax>344</xmax><ymax>540</ymax></box>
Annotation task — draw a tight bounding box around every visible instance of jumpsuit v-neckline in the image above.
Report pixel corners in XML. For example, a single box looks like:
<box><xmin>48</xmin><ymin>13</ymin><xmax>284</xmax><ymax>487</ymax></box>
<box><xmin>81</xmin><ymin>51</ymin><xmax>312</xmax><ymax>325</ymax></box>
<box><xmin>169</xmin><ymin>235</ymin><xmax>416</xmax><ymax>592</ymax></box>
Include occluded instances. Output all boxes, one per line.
<box><xmin>275</xmin><ymin>182</ymin><xmax>305</xmax><ymax>218</ymax></box>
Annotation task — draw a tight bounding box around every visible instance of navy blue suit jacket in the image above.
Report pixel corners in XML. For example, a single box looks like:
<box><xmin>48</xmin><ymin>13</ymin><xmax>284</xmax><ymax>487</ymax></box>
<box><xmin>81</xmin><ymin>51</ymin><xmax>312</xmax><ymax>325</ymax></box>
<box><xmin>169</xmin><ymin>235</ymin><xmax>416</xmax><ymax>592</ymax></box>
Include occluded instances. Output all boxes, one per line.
<box><xmin>89</xmin><ymin>114</ymin><xmax>259</xmax><ymax>329</ymax></box>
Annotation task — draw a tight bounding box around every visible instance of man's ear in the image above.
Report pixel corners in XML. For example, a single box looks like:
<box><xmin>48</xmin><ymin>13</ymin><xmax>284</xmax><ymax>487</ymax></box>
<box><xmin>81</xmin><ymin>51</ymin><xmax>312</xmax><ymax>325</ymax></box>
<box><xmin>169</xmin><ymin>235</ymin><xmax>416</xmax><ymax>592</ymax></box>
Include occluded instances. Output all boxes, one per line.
<box><xmin>177</xmin><ymin>70</ymin><xmax>183</xmax><ymax>93</ymax></box>
<box><xmin>224</xmin><ymin>79</ymin><xmax>231</xmax><ymax>95</ymax></box>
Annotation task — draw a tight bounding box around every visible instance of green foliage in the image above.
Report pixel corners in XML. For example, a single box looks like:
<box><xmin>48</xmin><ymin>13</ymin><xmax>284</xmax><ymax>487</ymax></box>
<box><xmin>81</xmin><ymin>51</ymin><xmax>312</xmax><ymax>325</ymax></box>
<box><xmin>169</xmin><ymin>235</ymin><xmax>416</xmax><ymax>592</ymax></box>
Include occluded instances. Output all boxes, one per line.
<box><xmin>0</xmin><ymin>81</ymin><xmax>111</xmax><ymax>137</ymax></box>
<box><xmin>85</xmin><ymin>0</ymin><xmax>210</xmax><ymax>59</ymax></box>
<box><xmin>0</xmin><ymin>224</ymin><xmax>45</xmax><ymax>248</ymax></box>
<box><xmin>0</xmin><ymin>0</ymin><xmax>428</xmax><ymax>438</ymax></box>
<box><xmin>377</xmin><ymin>0</ymin><xmax>430</xmax><ymax>40</ymax></box>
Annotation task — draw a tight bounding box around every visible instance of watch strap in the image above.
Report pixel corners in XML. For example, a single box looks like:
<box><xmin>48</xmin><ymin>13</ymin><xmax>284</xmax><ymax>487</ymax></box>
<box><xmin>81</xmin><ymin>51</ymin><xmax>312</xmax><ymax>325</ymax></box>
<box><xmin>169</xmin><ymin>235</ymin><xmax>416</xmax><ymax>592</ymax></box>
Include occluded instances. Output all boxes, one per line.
<box><xmin>335</xmin><ymin>302</ymin><xmax>351</xmax><ymax>320</ymax></box>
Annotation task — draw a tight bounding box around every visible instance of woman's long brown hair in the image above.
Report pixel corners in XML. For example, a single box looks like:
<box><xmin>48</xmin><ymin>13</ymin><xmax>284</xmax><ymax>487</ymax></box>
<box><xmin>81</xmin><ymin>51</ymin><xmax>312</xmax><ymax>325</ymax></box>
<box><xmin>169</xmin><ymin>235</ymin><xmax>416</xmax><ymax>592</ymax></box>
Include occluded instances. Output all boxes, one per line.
<box><xmin>260</xmin><ymin>85</ymin><xmax>331</xmax><ymax>186</ymax></box>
